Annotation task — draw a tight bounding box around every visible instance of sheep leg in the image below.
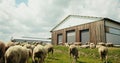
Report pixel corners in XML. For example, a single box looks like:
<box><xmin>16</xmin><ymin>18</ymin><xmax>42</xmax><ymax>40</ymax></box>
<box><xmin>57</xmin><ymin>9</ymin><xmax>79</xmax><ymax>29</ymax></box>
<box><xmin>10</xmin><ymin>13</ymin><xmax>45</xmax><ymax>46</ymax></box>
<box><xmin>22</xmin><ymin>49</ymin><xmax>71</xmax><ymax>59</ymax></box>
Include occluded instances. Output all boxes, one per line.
<box><xmin>51</xmin><ymin>49</ymin><xmax>53</xmax><ymax>55</ymax></box>
<box><xmin>39</xmin><ymin>58</ymin><xmax>43</xmax><ymax>63</ymax></box>
<box><xmin>105</xmin><ymin>55</ymin><xmax>108</xmax><ymax>63</ymax></box>
<box><xmin>100</xmin><ymin>52</ymin><xmax>103</xmax><ymax>61</ymax></box>
<box><xmin>32</xmin><ymin>56</ymin><xmax>36</xmax><ymax>63</ymax></box>
<box><xmin>69</xmin><ymin>49</ymin><xmax>72</xmax><ymax>58</ymax></box>
<box><xmin>32</xmin><ymin>56</ymin><xmax>35</xmax><ymax>63</ymax></box>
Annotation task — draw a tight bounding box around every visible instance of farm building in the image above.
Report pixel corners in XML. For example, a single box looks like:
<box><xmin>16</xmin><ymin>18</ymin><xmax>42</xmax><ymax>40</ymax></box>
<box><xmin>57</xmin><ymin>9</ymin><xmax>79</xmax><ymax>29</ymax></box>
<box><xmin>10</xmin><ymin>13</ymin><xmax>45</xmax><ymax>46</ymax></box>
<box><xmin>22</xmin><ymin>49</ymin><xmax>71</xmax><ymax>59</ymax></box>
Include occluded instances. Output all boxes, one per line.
<box><xmin>11</xmin><ymin>36</ymin><xmax>51</xmax><ymax>43</ymax></box>
<box><xmin>51</xmin><ymin>15</ymin><xmax>120</xmax><ymax>45</ymax></box>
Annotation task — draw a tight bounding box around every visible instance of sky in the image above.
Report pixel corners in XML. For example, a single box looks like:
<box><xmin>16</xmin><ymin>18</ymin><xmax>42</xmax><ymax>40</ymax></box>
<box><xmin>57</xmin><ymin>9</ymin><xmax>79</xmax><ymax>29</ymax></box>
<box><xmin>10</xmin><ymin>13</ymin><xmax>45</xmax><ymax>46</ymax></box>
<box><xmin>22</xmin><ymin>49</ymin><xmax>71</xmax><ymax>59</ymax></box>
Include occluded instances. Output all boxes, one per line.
<box><xmin>0</xmin><ymin>0</ymin><xmax>120</xmax><ymax>42</ymax></box>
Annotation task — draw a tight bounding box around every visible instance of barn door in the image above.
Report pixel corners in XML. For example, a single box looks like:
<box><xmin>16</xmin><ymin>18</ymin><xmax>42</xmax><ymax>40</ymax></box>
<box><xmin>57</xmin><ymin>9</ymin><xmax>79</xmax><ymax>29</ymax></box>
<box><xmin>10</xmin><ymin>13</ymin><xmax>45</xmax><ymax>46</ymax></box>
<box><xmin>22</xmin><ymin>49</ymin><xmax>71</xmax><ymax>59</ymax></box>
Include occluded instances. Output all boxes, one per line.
<box><xmin>80</xmin><ymin>29</ymin><xmax>89</xmax><ymax>44</ymax></box>
<box><xmin>66</xmin><ymin>30</ymin><xmax>75</xmax><ymax>44</ymax></box>
<box><xmin>57</xmin><ymin>34</ymin><xmax>63</xmax><ymax>44</ymax></box>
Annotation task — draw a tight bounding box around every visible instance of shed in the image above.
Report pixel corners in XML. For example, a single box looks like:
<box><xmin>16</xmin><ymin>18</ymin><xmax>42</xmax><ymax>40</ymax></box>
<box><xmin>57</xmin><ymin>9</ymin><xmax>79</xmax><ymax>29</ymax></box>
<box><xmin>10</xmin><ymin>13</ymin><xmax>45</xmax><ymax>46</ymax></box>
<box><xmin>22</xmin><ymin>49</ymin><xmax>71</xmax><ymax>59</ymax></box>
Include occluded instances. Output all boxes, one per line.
<box><xmin>51</xmin><ymin>15</ymin><xmax>120</xmax><ymax>45</ymax></box>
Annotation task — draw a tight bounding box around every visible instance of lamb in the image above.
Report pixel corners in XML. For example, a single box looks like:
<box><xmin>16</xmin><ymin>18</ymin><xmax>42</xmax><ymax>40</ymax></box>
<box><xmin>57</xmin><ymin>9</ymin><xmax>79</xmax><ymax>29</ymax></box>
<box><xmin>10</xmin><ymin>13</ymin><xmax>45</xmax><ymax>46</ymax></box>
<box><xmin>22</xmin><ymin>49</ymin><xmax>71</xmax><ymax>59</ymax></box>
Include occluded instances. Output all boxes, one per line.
<box><xmin>0</xmin><ymin>41</ymin><xmax>6</xmax><ymax>63</ymax></box>
<box><xmin>5</xmin><ymin>45</ymin><xmax>29</xmax><ymax>63</ymax></box>
<box><xmin>98</xmin><ymin>45</ymin><xmax>108</xmax><ymax>63</ymax></box>
<box><xmin>69</xmin><ymin>45</ymin><xmax>79</xmax><ymax>62</ymax></box>
<box><xmin>44</xmin><ymin>43</ymin><xmax>54</xmax><ymax>55</ymax></box>
<box><xmin>32</xmin><ymin>44</ymin><xmax>47</xmax><ymax>63</ymax></box>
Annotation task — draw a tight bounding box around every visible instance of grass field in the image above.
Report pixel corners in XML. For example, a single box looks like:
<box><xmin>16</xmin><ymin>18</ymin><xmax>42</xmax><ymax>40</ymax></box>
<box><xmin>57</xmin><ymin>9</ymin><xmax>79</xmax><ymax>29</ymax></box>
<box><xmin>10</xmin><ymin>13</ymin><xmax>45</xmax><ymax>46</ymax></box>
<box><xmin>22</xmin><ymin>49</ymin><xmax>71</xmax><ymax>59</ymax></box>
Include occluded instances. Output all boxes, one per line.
<box><xmin>29</xmin><ymin>46</ymin><xmax>120</xmax><ymax>63</ymax></box>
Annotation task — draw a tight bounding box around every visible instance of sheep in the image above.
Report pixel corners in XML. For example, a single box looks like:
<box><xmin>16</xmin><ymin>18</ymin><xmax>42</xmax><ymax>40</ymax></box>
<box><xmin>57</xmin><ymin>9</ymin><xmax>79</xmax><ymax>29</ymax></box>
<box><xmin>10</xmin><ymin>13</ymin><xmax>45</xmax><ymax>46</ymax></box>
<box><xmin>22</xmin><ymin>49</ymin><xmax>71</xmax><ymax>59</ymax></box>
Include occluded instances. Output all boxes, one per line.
<box><xmin>69</xmin><ymin>45</ymin><xmax>79</xmax><ymax>62</ymax></box>
<box><xmin>106</xmin><ymin>43</ymin><xmax>113</xmax><ymax>47</ymax></box>
<box><xmin>0</xmin><ymin>41</ymin><xmax>6</xmax><ymax>63</ymax></box>
<box><xmin>89</xmin><ymin>43</ymin><xmax>96</xmax><ymax>49</ymax></box>
<box><xmin>44</xmin><ymin>43</ymin><xmax>54</xmax><ymax>55</ymax></box>
<box><xmin>20</xmin><ymin>46</ymin><xmax>30</xmax><ymax>63</ymax></box>
<box><xmin>74</xmin><ymin>42</ymin><xmax>82</xmax><ymax>46</ymax></box>
<box><xmin>32</xmin><ymin>45</ymin><xmax>47</xmax><ymax>63</ymax></box>
<box><xmin>96</xmin><ymin>42</ymin><xmax>106</xmax><ymax>48</ymax></box>
<box><xmin>5</xmin><ymin>42</ymin><xmax>15</xmax><ymax>50</ymax></box>
<box><xmin>98</xmin><ymin>42</ymin><xmax>106</xmax><ymax>46</ymax></box>
<box><xmin>80</xmin><ymin>45</ymin><xmax>89</xmax><ymax>48</ymax></box>
<box><xmin>5</xmin><ymin>45</ymin><xmax>29</xmax><ymax>63</ymax></box>
<box><xmin>98</xmin><ymin>45</ymin><xmax>108</xmax><ymax>63</ymax></box>
<box><xmin>64</xmin><ymin>43</ymin><xmax>70</xmax><ymax>47</ymax></box>
<box><xmin>23</xmin><ymin>44</ymin><xmax>33</xmax><ymax>58</ymax></box>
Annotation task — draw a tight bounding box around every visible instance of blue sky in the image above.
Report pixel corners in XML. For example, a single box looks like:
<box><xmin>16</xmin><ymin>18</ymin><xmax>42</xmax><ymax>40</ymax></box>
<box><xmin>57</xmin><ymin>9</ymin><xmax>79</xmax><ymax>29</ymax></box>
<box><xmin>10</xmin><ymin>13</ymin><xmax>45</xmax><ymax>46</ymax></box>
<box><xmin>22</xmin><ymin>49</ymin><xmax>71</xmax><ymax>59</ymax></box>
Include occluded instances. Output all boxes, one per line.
<box><xmin>15</xmin><ymin>0</ymin><xmax>28</xmax><ymax>6</ymax></box>
<box><xmin>0</xmin><ymin>0</ymin><xmax>120</xmax><ymax>42</ymax></box>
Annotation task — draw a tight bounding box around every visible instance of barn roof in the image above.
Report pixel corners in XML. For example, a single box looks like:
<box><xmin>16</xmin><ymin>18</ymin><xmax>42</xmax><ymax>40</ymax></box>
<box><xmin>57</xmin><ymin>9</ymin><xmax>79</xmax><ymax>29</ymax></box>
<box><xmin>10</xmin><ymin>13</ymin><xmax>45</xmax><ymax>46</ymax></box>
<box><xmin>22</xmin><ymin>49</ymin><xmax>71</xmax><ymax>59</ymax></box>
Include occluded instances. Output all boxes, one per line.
<box><xmin>51</xmin><ymin>15</ymin><xmax>120</xmax><ymax>32</ymax></box>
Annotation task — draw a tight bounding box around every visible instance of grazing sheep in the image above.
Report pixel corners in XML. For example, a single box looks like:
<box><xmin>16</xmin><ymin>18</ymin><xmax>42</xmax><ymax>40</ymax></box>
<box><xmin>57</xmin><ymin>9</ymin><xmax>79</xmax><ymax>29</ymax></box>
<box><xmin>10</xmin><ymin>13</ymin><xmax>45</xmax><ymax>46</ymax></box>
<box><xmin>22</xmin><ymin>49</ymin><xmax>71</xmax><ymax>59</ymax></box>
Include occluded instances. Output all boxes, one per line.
<box><xmin>23</xmin><ymin>44</ymin><xmax>31</xmax><ymax>48</ymax></box>
<box><xmin>64</xmin><ymin>43</ymin><xmax>69</xmax><ymax>47</ymax></box>
<box><xmin>44</xmin><ymin>43</ymin><xmax>54</xmax><ymax>55</ymax></box>
<box><xmin>31</xmin><ymin>45</ymin><xmax>35</xmax><ymax>51</ymax></box>
<box><xmin>96</xmin><ymin>45</ymin><xmax>101</xmax><ymax>48</ymax></box>
<box><xmin>5</xmin><ymin>42</ymin><xmax>15</xmax><ymax>50</ymax></box>
<box><xmin>0</xmin><ymin>41</ymin><xmax>6</xmax><ymax>63</ymax></box>
<box><xmin>98</xmin><ymin>42</ymin><xmax>106</xmax><ymax>46</ymax></box>
<box><xmin>32</xmin><ymin>45</ymin><xmax>46</xmax><ymax>63</ymax></box>
<box><xmin>69</xmin><ymin>45</ymin><xmax>79</xmax><ymax>62</ymax></box>
<box><xmin>23</xmin><ymin>44</ymin><xmax>33</xmax><ymax>58</ymax></box>
<box><xmin>96</xmin><ymin>42</ymin><xmax>106</xmax><ymax>48</ymax></box>
<box><xmin>98</xmin><ymin>45</ymin><xmax>108</xmax><ymax>63</ymax></box>
<box><xmin>89</xmin><ymin>43</ymin><xmax>96</xmax><ymax>49</ymax></box>
<box><xmin>85</xmin><ymin>42</ymin><xmax>90</xmax><ymax>45</ymax></box>
<box><xmin>14</xmin><ymin>42</ymin><xmax>21</xmax><ymax>45</ymax></box>
<box><xmin>80</xmin><ymin>45</ymin><xmax>89</xmax><ymax>48</ymax></box>
<box><xmin>106</xmin><ymin>43</ymin><xmax>113</xmax><ymax>47</ymax></box>
<box><xmin>20</xmin><ymin>46</ymin><xmax>29</xmax><ymax>63</ymax></box>
<box><xmin>74</xmin><ymin>42</ymin><xmax>82</xmax><ymax>46</ymax></box>
<box><xmin>5</xmin><ymin>45</ymin><xmax>29</xmax><ymax>63</ymax></box>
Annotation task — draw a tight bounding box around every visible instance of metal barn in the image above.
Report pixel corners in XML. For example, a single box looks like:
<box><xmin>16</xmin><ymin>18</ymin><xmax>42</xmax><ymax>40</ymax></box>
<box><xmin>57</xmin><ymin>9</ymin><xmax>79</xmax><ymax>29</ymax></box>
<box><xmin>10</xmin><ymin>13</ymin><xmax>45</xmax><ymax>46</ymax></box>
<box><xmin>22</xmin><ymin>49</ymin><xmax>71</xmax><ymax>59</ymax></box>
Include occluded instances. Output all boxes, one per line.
<box><xmin>51</xmin><ymin>15</ymin><xmax>120</xmax><ymax>45</ymax></box>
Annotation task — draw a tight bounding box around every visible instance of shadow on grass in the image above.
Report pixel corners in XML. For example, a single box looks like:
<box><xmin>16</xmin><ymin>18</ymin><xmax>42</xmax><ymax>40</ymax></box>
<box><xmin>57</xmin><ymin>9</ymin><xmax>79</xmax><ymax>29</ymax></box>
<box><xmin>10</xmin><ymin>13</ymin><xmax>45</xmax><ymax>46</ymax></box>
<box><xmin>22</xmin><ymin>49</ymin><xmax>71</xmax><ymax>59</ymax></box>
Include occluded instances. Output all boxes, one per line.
<box><xmin>77</xmin><ymin>60</ymin><xmax>86</xmax><ymax>63</ymax></box>
<box><xmin>105</xmin><ymin>61</ymin><xmax>112</xmax><ymax>63</ymax></box>
<box><xmin>45</xmin><ymin>57</ymin><xmax>60</xmax><ymax>63</ymax></box>
<box><xmin>47</xmin><ymin>57</ymin><xmax>59</xmax><ymax>60</ymax></box>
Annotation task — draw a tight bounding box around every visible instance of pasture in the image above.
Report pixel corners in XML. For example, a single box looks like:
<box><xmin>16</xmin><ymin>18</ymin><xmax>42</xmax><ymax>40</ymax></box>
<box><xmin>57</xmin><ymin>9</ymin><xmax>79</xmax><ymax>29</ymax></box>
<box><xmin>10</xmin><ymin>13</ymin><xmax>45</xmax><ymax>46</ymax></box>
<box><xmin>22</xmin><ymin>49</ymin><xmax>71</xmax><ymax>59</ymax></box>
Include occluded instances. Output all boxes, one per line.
<box><xmin>29</xmin><ymin>45</ymin><xmax>120</xmax><ymax>63</ymax></box>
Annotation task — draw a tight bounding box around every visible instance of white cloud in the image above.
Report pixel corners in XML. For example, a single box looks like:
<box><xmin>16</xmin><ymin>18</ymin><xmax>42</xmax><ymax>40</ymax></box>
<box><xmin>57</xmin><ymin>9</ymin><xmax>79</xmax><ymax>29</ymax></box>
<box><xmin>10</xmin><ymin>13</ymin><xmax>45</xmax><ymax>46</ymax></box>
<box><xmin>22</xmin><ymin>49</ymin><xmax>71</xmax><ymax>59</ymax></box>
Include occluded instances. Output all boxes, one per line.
<box><xmin>0</xmin><ymin>0</ymin><xmax>70</xmax><ymax>42</ymax></box>
<box><xmin>65</xmin><ymin>0</ymin><xmax>120</xmax><ymax>20</ymax></box>
<box><xmin>0</xmin><ymin>0</ymin><xmax>120</xmax><ymax>42</ymax></box>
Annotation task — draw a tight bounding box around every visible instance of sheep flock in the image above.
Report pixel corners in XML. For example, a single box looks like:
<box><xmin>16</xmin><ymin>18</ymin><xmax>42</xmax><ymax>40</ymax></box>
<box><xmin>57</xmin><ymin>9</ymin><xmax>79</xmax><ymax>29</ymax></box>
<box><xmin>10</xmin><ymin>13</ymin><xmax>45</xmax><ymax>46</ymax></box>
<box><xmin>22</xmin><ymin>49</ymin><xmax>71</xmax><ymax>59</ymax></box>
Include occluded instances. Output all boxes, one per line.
<box><xmin>0</xmin><ymin>40</ymin><xmax>118</xmax><ymax>63</ymax></box>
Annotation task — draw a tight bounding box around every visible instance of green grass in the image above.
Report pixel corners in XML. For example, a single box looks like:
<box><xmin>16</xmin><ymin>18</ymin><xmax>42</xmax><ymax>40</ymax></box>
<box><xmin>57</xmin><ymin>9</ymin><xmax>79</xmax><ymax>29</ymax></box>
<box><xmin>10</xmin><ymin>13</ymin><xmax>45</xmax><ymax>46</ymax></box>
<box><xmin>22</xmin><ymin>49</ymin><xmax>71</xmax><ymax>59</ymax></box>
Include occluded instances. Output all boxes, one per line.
<box><xmin>29</xmin><ymin>46</ymin><xmax>120</xmax><ymax>63</ymax></box>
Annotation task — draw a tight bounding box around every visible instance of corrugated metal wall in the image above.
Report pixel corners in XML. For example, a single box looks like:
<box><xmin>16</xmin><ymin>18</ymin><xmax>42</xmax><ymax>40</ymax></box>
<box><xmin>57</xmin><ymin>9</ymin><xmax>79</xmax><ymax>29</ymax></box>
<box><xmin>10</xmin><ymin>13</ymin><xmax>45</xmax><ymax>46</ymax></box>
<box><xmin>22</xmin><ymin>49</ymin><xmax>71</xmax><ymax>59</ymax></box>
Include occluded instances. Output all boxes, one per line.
<box><xmin>52</xmin><ymin>20</ymin><xmax>105</xmax><ymax>45</ymax></box>
<box><xmin>105</xmin><ymin>20</ymin><xmax>120</xmax><ymax>45</ymax></box>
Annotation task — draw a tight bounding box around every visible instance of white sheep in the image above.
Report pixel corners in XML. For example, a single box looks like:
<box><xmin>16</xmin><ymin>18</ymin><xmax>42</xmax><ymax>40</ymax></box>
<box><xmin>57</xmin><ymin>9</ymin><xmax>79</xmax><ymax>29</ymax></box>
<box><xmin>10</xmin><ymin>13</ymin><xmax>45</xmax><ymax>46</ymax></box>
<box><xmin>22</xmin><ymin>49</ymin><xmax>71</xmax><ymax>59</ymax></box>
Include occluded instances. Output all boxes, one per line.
<box><xmin>23</xmin><ymin>44</ymin><xmax>33</xmax><ymax>58</ymax></box>
<box><xmin>98</xmin><ymin>42</ymin><xmax>106</xmax><ymax>46</ymax></box>
<box><xmin>106</xmin><ymin>43</ymin><xmax>113</xmax><ymax>47</ymax></box>
<box><xmin>74</xmin><ymin>42</ymin><xmax>82</xmax><ymax>46</ymax></box>
<box><xmin>64</xmin><ymin>43</ymin><xmax>69</xmax><ymax>47</ymax></box>
<box><xmin>69</xmin><ymin>45</ymin><xmax>79</xmax><ymax>62</ymax></box>
<box><xmin>5</xmin><ymin>45</ymin><xmax>29</xmax><ymax>63</ymax></box>
<box><xmin>98</xmin><ymin>45</ymin><xmax>108</xmax><ymax>63</ymax></box>
<box><xmin>89</xmin><ymin>43</ymin><xmax>96</xmax><ymax>49</ymax></box>
<box><xmin>44</xmin><ymin>43</ymin><xmax>54</xmax><ymax>55</ymax></box>
<box><xmin>5</xmin><ymin>42</ymin><xmax>15</xmax><ymax>50</ymax></box>
<box><xmin>80</xmin><ymin>45</ymin><xmax>89</xmax><ymax>48</ymax></box>
<box><xmin>32</xmin><ymin>45</ymin><xmax>47</xmax><ymax>63</ymax></box>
